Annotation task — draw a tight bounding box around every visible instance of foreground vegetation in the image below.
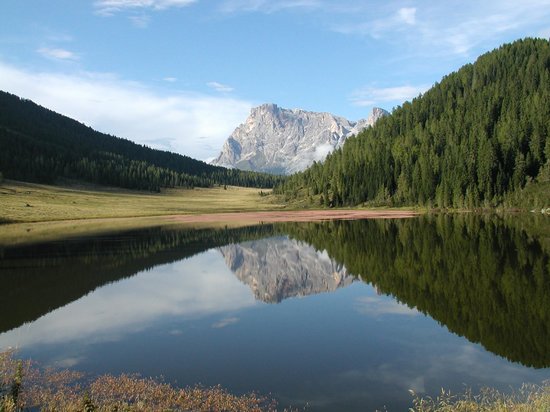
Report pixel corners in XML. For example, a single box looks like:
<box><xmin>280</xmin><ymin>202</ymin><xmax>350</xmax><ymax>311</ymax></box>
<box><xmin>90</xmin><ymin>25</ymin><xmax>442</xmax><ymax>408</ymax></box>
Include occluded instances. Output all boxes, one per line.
<box><xmin>277</xmin><ymin>38</ymin><xmax>550</xmax><ymax>209</ymax></box>
<box><xmin>409</xmin><ymin>384</ymin><xmax>550</xmax><ymax>412</ymax></box>
<box><xmin>1</xmin><ymin>351</ymin><xmax>548</xmax><ymax>412</ymax></box>
<box><xmin>0</xmin><ymin>351</ymin><xmax>292</xmax><ymax>412</ymax></box>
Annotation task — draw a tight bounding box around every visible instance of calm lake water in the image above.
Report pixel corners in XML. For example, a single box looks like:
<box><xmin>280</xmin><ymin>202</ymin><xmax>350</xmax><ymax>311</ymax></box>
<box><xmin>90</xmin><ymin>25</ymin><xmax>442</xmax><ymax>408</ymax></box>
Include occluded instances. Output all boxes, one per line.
<box><xmin>1</xmin><ymin>215</ymin><xmax>549</xmax><ymax>411</ymax></box>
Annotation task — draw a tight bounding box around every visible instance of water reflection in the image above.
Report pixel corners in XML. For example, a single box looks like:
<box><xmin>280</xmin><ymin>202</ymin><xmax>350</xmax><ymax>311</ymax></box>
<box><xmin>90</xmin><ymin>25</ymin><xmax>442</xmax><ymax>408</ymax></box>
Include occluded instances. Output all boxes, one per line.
<box><xmin>0</xmin><ymin>249</ymin><xmax>255</xmax><ymax>349</ymax></box>
<box><xmin>0</xmin><ymin>225</ymin><xmax>276</xmax><ymax>333</ymax></box>
<box><xmin>282</xmin><ymin>215</ymin><xmax>550</xmax><ymax>368</ymax></box>
<box><xmin>219</xmin><ymin>237</ymin><xmax>353</xmax><ymax>303</ymax></box>
<box><xmin>1</xmin><ymin>216</ymin><xmax>550</xmax><ymax>368</ymax></box>
<box><xmin>0</xmin><ymin>215</ymin><xmax>549</xmax><ymax>411</ymax></box>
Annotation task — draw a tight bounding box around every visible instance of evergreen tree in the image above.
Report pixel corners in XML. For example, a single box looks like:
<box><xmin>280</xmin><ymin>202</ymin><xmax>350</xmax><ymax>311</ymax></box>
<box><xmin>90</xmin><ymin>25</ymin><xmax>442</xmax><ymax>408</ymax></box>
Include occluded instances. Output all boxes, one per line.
<box><xmin>276</xmin><ymin>38</ymin><xmax>550</xmax><ymax>208</ymax></box>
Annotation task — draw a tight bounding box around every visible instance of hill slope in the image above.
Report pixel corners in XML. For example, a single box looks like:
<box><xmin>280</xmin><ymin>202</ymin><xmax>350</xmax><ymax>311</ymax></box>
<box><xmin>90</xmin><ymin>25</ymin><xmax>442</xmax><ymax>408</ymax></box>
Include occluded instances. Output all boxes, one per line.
<box><xmin>276</xmin><ymin>38</ymin><xmax>550</xmax><ymax>208</ymax></box>
<box><xmin>212</xmin><ymin>103</ymin><xmax>388</xmax><ymax>174</ymax></box>
<box><xmin>0</xmin><ymin>91</ymin><xmax>283</xmax><ymax>191</ymax></box>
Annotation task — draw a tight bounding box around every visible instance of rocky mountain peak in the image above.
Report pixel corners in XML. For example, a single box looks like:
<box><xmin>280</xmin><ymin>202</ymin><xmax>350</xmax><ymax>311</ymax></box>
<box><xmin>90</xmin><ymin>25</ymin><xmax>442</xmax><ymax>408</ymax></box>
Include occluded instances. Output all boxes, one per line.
<box><xmin>212</xmin><ymin>104</ymin><xmax>388</xmax><ymax>174</ymax></box>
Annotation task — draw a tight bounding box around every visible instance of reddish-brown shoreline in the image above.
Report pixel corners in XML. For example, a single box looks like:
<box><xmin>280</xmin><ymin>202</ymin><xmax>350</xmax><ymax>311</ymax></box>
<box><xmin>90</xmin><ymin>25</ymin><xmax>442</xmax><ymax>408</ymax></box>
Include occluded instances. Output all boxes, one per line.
<box><xmin>170</xmin><ymin>209</ymin><xmax>418</xmax><ymax>224</ymax></box>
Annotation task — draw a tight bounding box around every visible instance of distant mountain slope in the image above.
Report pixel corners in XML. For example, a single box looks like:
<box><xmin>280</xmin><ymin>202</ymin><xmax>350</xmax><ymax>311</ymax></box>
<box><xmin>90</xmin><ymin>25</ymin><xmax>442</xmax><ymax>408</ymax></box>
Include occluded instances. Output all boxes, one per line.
<box><xmin>276</xmin><ymin>38</ymin><xmax>550</xmax><ymax>208</ymax></box>
<box><xmin>212</xmin><ymin>104</ymin><xmax>388</xmax><ymax>174</ymax></box>
<box><xmin>0</xmin><ymin>91</ymin><xmax>283</xmax><ymax>191</ymax></box>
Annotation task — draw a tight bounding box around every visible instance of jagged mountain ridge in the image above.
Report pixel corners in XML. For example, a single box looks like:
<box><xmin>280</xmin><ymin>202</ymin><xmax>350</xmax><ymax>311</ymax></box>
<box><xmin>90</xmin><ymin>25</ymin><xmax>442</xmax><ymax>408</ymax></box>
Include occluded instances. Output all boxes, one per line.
<box><xmin>212</xmin><ymin>104</ymin><xmax>388</xmax><ymax>174</ymax></box>
<box><xmin>218</xmin><ymin>236</ymin><xmax>354</xmax><ymax>303</ymax></box>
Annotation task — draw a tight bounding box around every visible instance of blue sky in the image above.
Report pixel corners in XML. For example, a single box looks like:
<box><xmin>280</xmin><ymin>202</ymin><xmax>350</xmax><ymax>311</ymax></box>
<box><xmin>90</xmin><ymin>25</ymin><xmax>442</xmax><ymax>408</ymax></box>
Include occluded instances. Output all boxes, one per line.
<box><xmin>1</xmin><ymin>0</ymin><xmax>549</xmax><ymax>161</ymax></box>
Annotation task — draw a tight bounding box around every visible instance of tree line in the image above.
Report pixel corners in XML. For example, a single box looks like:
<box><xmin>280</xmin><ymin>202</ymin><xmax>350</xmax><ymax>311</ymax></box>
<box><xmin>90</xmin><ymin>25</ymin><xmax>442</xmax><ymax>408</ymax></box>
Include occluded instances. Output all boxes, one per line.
<box><xmin>0</xmin><ymin>91</ymin><xmax>284</xmax><ymax>191</ymax></box>
<box><xmin>276</xmin><ymin>38</ymin><xmax>550</xmax><ymax>208</ymax></box>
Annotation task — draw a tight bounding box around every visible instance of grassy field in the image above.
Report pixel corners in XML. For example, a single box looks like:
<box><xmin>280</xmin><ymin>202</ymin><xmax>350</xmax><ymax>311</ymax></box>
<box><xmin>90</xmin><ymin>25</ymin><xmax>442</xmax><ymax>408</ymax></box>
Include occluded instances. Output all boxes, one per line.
<box><xmin>0</xmin><ymin>180</ymin><xmax>284</xmax><ymax>223</ymax></box>
<box><xmin>0</xmin><ymin>180</ymin><xmax>286</xmax><ymax>246</ymax></box>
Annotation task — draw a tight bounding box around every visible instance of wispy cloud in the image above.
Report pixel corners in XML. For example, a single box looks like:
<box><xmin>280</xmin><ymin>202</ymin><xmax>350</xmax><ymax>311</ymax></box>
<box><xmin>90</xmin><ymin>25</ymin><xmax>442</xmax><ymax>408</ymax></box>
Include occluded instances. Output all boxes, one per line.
<box><xmin>354</xmin><ymin>296</ymin><xmax>419</xmax><ymax>317</ymax></box>
<box><xmin>37</xmin><ymin>47</ymin><xmax>79</xmax><ymax>61</ymax></box>
<box><xmin>220</xmin><ymin>0</ymin><xmax>322</xmax><ymax>14</ymax></box>
<box><xmin>94</xmin><ymin>0</ymin><xmax>197</xmax><ymax>16</ymax></box>
<box><xmin>330</xmin><ymin>6</ymin><xmax>417</xmax><ymax>38</ymax></box>
<box><xmin>0</xmin><ymin>60</ymin><xmax>252</xmax><ymax>161</ymax></box>
<box><xmin>128</xmin><ymin>14</ymin><xmax>150</xmax><ymax>27</ymax></box>
<box><xmin>212</xmin><ymin>317</ymin><xmax>239</xmax><ymax>328</ymax></box>
<box><xmin>397</xmin><ymin>7</ymin><xmax>416</xmax><ymax>25</ymax></box>
<box><xmin>332</xmin><ymin>0</ymin><xmax>550</xmax><ymax>56</ymax></box>
<box><xmin>0</xmin><ymin>250</ymin><xmax>256</xmax><ymax>349</ymax></box>
<box><xmin>163</xmin><ymin>76</ymin><xmax>178</xmax><ymax>82</ymax></box>
<box><xmin>207</xmin><ymin>81</ymin><xmax>234</xmax><ymax>93</ymax></box>
<box><xmin>350</xmin><ymin>84</ymin><xmax>429</xmax><ymax>107</ymax></box>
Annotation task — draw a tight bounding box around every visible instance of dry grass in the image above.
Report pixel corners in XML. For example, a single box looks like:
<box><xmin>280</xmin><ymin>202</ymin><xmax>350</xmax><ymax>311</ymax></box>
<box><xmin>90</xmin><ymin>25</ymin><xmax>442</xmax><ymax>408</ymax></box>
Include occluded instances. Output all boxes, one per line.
<box><xmin>3</xmin><ymin>349</ymin><xmax>549</xmax><ymax>411</ymax></box>
<box><xmin>0</xmin><ymin>350</ymin><xmax>297</xmax><ymax>412</ymax></box>
<box><xmin>0</xmin><ymin>180</ymin><xmax>287</xmax><ymax>246</ymax></box>
<box><xmin>410</xmin><ymin>384</ymin><xmax>550</xmax><ymax>412</ymax></box>
<box><xmin>0</xmin><ymin>180</ymin><xmax>285</xmax><ymax>223</ymax></box>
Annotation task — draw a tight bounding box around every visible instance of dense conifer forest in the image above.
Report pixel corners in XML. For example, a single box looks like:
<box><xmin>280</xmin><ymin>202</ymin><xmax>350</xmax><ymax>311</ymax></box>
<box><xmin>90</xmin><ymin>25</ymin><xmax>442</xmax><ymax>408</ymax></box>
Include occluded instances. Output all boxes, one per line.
<box><xmin>276</xmin><ymin>38</ymin><xmax>550</xmax><ymax>208</ymax></box>
<box><xmin>0</xmin><ymin>91</ymin><xmax>283</xmax><ymax>191</ymax></box>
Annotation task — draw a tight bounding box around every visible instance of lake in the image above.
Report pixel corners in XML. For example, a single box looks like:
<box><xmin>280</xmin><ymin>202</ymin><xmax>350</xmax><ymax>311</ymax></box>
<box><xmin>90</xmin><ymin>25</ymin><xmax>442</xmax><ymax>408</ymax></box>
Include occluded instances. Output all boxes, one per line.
<box><xmin>1</xmin><ymin>214</ymin><xmax>549</xmax><ymax>411</ymax></box>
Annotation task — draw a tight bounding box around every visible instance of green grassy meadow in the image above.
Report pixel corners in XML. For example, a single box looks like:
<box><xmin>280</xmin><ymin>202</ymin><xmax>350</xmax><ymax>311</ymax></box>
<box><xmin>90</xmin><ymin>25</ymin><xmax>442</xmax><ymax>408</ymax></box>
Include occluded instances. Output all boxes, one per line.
<box><xmin>0</xmin><ymin>180</ymin><xmax>286</xmax><ymax>246</ymax></box>
<box><xmin>0</xmin><ymin>180</ymin><xmax>284</xmax><ymax>223</ymax></box>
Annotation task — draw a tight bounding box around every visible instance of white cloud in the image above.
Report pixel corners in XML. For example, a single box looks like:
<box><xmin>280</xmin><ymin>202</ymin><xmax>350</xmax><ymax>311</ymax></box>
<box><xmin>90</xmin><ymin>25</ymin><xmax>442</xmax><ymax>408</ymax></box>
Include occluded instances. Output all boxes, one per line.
<box><xmin>354</xmin><ymin>296</ymin><xmax>419</xmax><ymax>317</ymax></box>
<box><xmin>163</xmin><ymin>76</ymin><xmax>178</xmax><ymax>82</ymax></box>
<box><xmin>37</xmin><ymin>47</ymin><xmax>79</xmax><ymax>61</ymax></box>
<box><xmin>0</xmin><ymin>60</ymin><xmax>252</xmax><ymax>161</ymax></box>
<box><xmin>333</xmin><ymin>0</ymin><xmax>550</xmax><ymax>56</ymax></box>
<box><xmin>350</xmin><ymin>84</ymin><xmax>429</xmax><ymax>107</ymax></box>
<box><xmin>212</xmin><ymin>316</ymin><xmax>239</xmax><ymax>328</ymax></box>
<box><xmin>220</xmin><ymin>0</ymin><xmax>321</xmax><ymax>13</ymax></box>
<box><xmin>313</xmin><ymin>143</ymin><xmax>334</xmax><ymax>161</ymax></box>
<box><xmin>128</xmin><ymin>14</ymin><xmax>150</xmax><ymax>27</ymax></box>
<box><xmin>538</xmin><ymin>27</ymin><xmax>550</xmax><ymax>39</ymax></box>
<box><xmin>333</xmin><ymin>6</ymin><xmax>417</xmax><ymax>38</ymax></box>
<box><xmin>397</xmin><ymin>7</ymin><xmax>416</xmax><ymax>25</ymax></box>
<box><xmin>94</xmin><ymin>0</ymin><xmax>197</xmax><ymax>16</ymax></box>
<box><xmin>0</xmin><ymin>250</ymin><xmax>256</xmax><ymax>350</ymax></box>
<box><xmin>207</xmin><ymin>81</ymin><xmax>234</xmax><ymax>93</ymax></box>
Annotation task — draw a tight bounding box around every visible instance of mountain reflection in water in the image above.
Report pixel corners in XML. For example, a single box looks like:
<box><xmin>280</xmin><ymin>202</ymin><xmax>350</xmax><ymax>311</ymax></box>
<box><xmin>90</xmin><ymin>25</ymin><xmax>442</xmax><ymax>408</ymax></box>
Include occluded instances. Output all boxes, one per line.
<box><xmin>1</xmin><ymin>214</ymin><xmax>549</xmax><ymax>371</ymax></box>
<box><xmin>219</xmin><ymin>237</ymin><xmax>353</xmax><ymax>303</ymax></box>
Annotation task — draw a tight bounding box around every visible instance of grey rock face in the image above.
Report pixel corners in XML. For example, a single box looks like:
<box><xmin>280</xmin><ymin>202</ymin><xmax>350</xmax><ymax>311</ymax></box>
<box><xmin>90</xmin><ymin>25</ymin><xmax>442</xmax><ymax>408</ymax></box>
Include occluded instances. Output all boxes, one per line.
<box><xmin>218</xmin><ymin>236</ymin><xmax>354</xmax><ymax>303</ymax></box>
<box><xmin>212</xmin><ymin>103</ymin><xmax>388</xmax><ymax>174</ymax></box>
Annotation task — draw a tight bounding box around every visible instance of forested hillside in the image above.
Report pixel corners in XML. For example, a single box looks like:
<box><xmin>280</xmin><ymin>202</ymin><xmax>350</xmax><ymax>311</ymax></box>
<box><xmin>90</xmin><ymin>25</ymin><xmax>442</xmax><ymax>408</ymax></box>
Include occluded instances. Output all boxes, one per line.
<box><xmin>276</xmin><ymin>38</ymin><xmax>550</xmax><ymax>208</ymax></box>
<box><xmin>0</xmin><ymin>91</ymin><xmax>283</xmax><ymax>191</ymax></box>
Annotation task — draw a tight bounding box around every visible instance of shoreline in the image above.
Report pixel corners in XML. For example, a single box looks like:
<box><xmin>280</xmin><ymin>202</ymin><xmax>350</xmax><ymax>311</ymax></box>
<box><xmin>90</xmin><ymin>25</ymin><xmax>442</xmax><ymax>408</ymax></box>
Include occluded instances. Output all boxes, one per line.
<box><xmin>0</xmin><ymin>209</ymin><xmax>419</xmax><ymax>247</ymax></box>
<box><xmin>169</xmin><ymin>209</ymin><xmax>419</xmax><ymax>224</ymax></box>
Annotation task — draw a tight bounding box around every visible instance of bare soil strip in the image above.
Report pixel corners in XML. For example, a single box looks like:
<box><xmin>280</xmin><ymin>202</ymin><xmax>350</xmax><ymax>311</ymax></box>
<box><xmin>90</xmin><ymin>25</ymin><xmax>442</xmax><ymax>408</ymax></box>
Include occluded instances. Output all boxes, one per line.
<box><xmin>170</xmin><ymin>209</ymin><xmax>418</xmax><ymax>224</ymax></box>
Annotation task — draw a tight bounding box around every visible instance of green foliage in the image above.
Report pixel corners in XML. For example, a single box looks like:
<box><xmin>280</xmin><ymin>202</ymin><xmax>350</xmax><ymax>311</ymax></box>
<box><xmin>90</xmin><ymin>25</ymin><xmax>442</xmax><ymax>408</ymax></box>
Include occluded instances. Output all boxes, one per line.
<box><xmin>277</xmin><ymin>38</ymin><xmax>550</xmax><ymax>208</ymax></box>
<box><xmin>0</xmin><ymin>91</ymin><xmax>284</xmax><ymax>191</ymax></box>
<box><xmin>0</xmin><ymin>355</ymin><xmax>23</xmax><ymax>412</ymax></box>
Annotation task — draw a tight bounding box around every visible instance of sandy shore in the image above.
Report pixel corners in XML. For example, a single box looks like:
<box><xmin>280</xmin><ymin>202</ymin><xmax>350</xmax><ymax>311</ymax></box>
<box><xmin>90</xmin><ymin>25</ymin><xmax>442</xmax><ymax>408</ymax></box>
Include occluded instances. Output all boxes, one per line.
<box><xmin>170</xmin><ymin>209</ymin><xmax>419</xmax><ymax>224</ymax></box>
